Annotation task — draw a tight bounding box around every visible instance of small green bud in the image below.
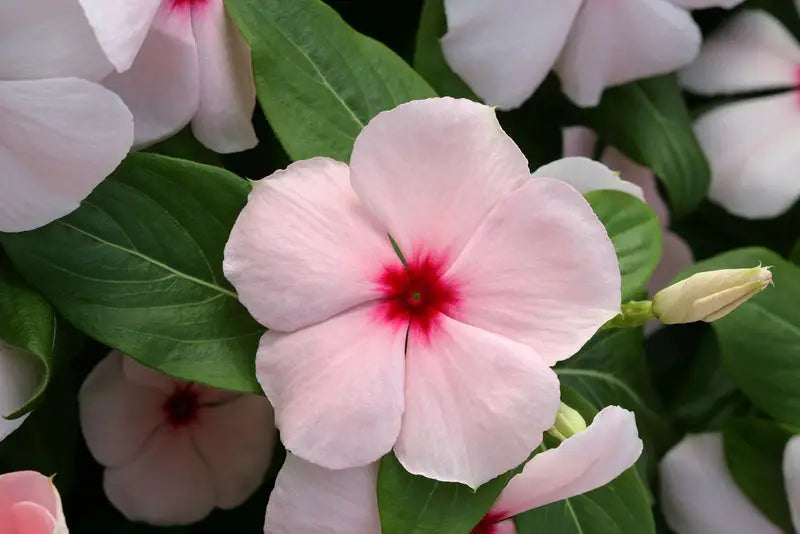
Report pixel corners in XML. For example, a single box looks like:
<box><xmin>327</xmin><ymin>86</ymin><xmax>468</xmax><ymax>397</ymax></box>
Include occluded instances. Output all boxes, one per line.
<box><xmin>547</xmin><ymin>402</ymin><xmax>587</xmax><ymax>441</ymax></box>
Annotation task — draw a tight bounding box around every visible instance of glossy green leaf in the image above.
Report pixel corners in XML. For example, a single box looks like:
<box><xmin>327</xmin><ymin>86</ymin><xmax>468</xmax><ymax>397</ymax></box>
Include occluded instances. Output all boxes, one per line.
<box><xmin>676</xmin><ymin>248</ymin><xmax>800</xmax><ymax>427</ymax></box>
<box><xmin>377</xmin><ymin>453</ymin><xmax>518</xmax><ymax>534</ymax></box>
<box><xmin>585</xmin><ymin>190</ymin><xmax>662</xmax><ymax>301</ymax></box>
<box><xmin>723</xmin><ymin>418</ymin><xmax>794</xmax><ymax>531</ymax></box>
<box><xmin>0</xmin><ymin>153</ymin><xmax>263</xmax><ymax>393</ymax></box>
<box><xmin>0</xmin><ymin>261</ymin><xmax>55</xmax><ymax>417</ymax></box>
<box><xmin>515</xmin><ymin>387</ymin><xmax>656</xmax><ymax>534</ymax></box>
<box><xmin>226</xmin><ymin>0</ymin><xmax>436</xmax><ymax>163</ymax></box>
<box><xmin>579</xmin><ymin>75</ymin><xmax>710</xmax><ymax>218</ymax></box>
<box><xmin>413</xmin><ymin>0</ymin><xmax>476</xmax><ymax>99</ymax></box>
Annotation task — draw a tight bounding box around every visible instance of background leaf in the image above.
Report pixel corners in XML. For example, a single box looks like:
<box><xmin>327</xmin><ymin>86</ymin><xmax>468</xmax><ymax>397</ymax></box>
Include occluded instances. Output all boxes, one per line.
<box><xmin>226</xmin><ymin>0</ymin><xmax>436</xmax><ymax>163</ymax></box>
<box><xmin>579</xmin><ymin>75</ymin><xmax>710</xmax><ymax>218</ymax></box>
<box><xmin>514</xmin><ymin>387</ymin><xmax>656</xmax><ymax>534</ymax></box>
<box><xmin>722</xmin><ymin>418</ymin><xmax>794</xmax><ymax>531</ymax></box>
<box><xmin>585</xmin><ymin>190</ymin><xmax>662</xmax><ymax>301</ymax></box>
<box><xmin>676</xmin><ymin>248</ymin><xmax>800</xmax><ymax>427</ymax></box>
<box><xmin>0</xmin><ymin>153</ymin><xmax>263</xmax><ymax>393</ymax></box>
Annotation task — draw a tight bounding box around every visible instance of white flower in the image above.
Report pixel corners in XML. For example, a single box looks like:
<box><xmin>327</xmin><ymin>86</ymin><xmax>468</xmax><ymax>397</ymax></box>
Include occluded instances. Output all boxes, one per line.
<box><xmin>0</xmin><ymin>341</ymin><xmax>43</xmax><ymax>442</ymax></box>
<box><xmin>441</xmin><ymin>0</ymin><xmax>745</xmax><ymax>109</ymax></box>
<box><xmin>0</xmin><ymin>0</ymin><xmax>133</xmax><ymax>232</ymax></box>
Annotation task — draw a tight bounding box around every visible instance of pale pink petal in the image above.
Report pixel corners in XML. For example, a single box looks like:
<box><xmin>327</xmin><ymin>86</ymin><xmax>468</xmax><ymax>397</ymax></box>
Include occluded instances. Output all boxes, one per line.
<box><xmin>695</xmin><ymin>93</ymin><xmax>800</xmax><ymax>218</ymax></box>
<box><xmin>103</xmin><ymin>5</ymin><xmax>199</xmax><ymax>148</ymax></box>
<box><xmin>488</xmin><ymin>520</ymin><xmax>517</xmax><ymax>534</ymax></box>
<box><xmin>556</xmin><ymin>0</ymin><xmax>701</xmax><ymax>107</ymax></box>
<box><xmin>395</xmin><ymin>314</ymin><xmax>560</xmax><ymax>489</ymax></box>
<box><xmin>562</xmin><ymin>126</ymin><xmax>598</xmax><ymax>158</ymax></box>
<box><xmin>648</xmin><ymin>232</ymin><xmax>694</xmax><ymax>296</ymax></box>
<box><xmin>122</xmin><ymin>355</ymin><xmax>179</xmax><ymax>394</ymax></box>
<box><xmin>532</xmin><ymin>157</ymin><xmax>645</xmax><ymax>200</ymax></box>
<box><xmin>11</xmin><ymin>502</ymin><xmax>57</xmax><ymax>534</ymax></box>
<box><xmin>600</xmin><ymin>147</ymin><xmax>670</xmax><ymax>224</ymax></box>
<box><xmin>441</xmin><ymin>1</ymin><xmax>582</xmax><ymax>109</ymax></box>
<box><xmin>79</xmin><ymin>351</ymin><xmax>168</xmax><ymax>468</ymax></box>
<box><xmin>104</xmin><ymin>428</ymin><xmax>215</xmax><ymax>526</ymax></box>
<box><xmin>77</xmin><ymin>0</ymin><xmax>163</xmax><ymax>72</ymax></box>
<box><xmin>783</xmin><ymin>435</ymin><xmax>800</xmax><ymax>532</ymax></box>
<box><xmin>0</xmin><ymin>0</ymin><xmax>111</xmax><ymax>81</ymax></box>
<box><xmin>256</xmin><ymin>305</ymin><xmax>406</xmax><ymax>470</ymax></box>
<box><xmin>349</xmin><ymin>98</ymin><xmax>531</xmax><ymax>266</ymax></box>
<box><xmin>0</xmin><ymin>472</ymin><xmax>62</xmax><ymax>530</ymax></box>
<box><xmin>669</xmin><ymin>0</ymin><xmax>746</xmax><ymax>8</ymax></box>
<box><xmin>190</xmin><ymin>395</ymin><xmax>275</xmax><ymax>509</ymax></box>
<box><xmin>660</xmin><ymin>433</ymin><xmax>780</xmax><ymax>534</ymax></box>
<box><xmin>189</xmin><ymin>0</ymin><xmax>257</xmax><ymax>153</ymax></box>
<box><xmin>680</xmin><ymin>11</ymin><xmax>800</xmax><ymax>95</ymax></box>
<box><xmin>0</xmin><ymin>78</ymin><xmax>133</xmax><ymax>232</ymax></box>
<box><xmin>265</xmin><ymin>455</ymin><xmax>380</xmax><ymax>534</ymax></box>
<box><xmin>444</xmin><ymin>178</ymin><xmax>621</xmax><ymax>366</ymax></box>
<box><xmin>0</xmin><ymin>342</ymin><xmax>42</xmax><ymax>442</ymax></box>
<box><xmin>223</xmin><ymin>158</ymin><xmax>398</xmax><ymax>332</ymax></box>
<box><xmin>490</xmin><ymin>407</ymin><xmax>641</xmax><ymax>520</ymax></box>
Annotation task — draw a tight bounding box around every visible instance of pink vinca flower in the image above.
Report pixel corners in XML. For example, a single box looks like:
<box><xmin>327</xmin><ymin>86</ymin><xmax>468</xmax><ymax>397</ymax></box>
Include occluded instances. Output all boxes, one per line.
<box><xmin>224</xmin><ymin>97</ymin><xmax>622</xmax><ymax>488</ymax></box>
<box><xmin>441</xmin><ymin>0</ymin><xmax>745</xmax><ymax>109</ymax></box>
<box><xmin>0</xmin><ymin>0</ymin><xmax>134</xmax><ymax>232</ymax></box>
<box><xmin>660</xmin><ymin>432</ymin><xmax>800</xmax><ymax>533</ymax></box>
<box><xmin>556</xmin><ymin>126</ymin><xmax>694</xmax><ymax>297</ymax></box>
<box><xmin>680</xmin><ymin>10</ymin><xmax>800</xmax><ymax>218</ymax></box>
<box><xmin>0</xmin><ymin>471</ymin><xmax>68</xmax><ymax>534</ymax></box>
<box><xmin>264</xmin><ymin>406</ymin><xmax>642</xmax><ymax>534</ymax></box>
<box><xmin>0</xmin><ymin>340</ymin><xmax>45</xmax><ymax>443</ymax></box>
<box><xmin>79</xmin><ymin>351</ymin><xmax>276</xmax><ymax>526</ymax></box>
<box><xmin>78</xmin><ymin>0</ymin><xmax>257</xmax><ymax>153</ymax></box>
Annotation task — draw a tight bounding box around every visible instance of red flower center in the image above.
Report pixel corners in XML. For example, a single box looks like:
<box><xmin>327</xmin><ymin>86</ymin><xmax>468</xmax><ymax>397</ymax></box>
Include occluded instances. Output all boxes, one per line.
<box><xmin>163</xmin><ymin>385</ymin><xmax>200</xmax><ymax>427</ymax></box>
<box><xmin>470</xmin><ymin>512</ymin><xmax>505</xmax><ymax>534</ymax></box>
<box><xmin>170</xmin><ymin>0</ymin><xmax>208</xmax><ymax>10</ymax></box>
<box><xmin>378</xmin><ymin>253</ymin><xmax>459</xmax><ymax>339</ymax></box>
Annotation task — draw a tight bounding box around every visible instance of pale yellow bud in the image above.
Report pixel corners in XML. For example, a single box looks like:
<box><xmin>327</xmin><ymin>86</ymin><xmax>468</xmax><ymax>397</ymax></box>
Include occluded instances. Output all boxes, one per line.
<box><xmin>547</xmin><ymin>402</ymin><xmax>588</xmax><ymax>441</ymax></box>
<box><xmin>652</xmin><ymin>266</ymin><xmax>772</xmax><ymax>324</ymax></box>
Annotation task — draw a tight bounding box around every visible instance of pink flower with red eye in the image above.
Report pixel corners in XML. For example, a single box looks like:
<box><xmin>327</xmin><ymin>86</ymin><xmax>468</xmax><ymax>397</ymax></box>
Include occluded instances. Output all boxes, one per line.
<box><xmin>79</xmin><ymin>351</ymin><xmax>276</xmax><ymax>526</ymax></box>
<box><xmin>77</xmin><ymin>0</ymin><xmax>257</xmax><ymax>153</ymax></box>
<box><xmin>224</xmin><ymin>97</ymin><xmax>622</xmax><ymax>488</ymax></box>
<box><xmin>0</xmin><ymin>471</ymin><xmax>68</xmax><ymax>534</ymax></box>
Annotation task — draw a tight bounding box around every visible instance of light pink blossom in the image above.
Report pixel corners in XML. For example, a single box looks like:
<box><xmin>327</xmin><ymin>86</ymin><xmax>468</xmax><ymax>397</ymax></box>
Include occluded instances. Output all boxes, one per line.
<box><xmin>0</xmin><ymin>0</ymin><xmax>134</xmax><ymax>232</ymax></box>
<box><xmin>680</xmin><ymin>10</ymin><xmax>800</xmax><ymax>218</ymax></box>
<box><xmin>441</xmin><ymin>0</ymin><xmax>745</xmax><ymax>109</ymax></box>
<box><xmin>0</xmin><ymin>341</ymin><xmax>44</xmax><ymax>442</ymax></box>
<box><xmin>78</xmin><ymin>0</ymin><xmax>257</xmax><ymax>153</ymax></box>
<box><xmin>79</xmin><ymin>351</ymin><xmax>275</xmax><ymax>526</ymax></box>
<box><xmin>660</xmin><ymin>433</ymin><xmax>785</xmax><ymax>533</ymax></box>
<box><xmin>264</xmin><ymin>406</ymin><xmax>641</xmax><ymax>534</ymax></box>
<box><xmin>0</xmin><ymin>471</ymin><xmax>68</xmax><ymax>534</ymax></box>
<box><xmin>559</xmin><ymin>126</ymin><xmax>694</xmax><ymax>298</ymax></box>
<box><xmin>225</xmin><ymin>97</ymin><xmax>621</xmax><ymax>488</ymax></box>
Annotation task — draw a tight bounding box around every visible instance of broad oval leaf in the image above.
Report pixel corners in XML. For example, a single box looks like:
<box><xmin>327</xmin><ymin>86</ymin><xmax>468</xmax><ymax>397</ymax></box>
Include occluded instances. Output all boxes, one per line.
<box><xmin>723</xmin><ymin>418</ymin><xmax>794</xmax><ymax>531</ymax></box>
<box><xmin>0</xmin><ymin>153</ymin><xmax>263</xmax><ymax>393</ymax></box>
<box><xmin>585</xmin><ymin>190</ymin><xmax>662</xmax><ymax>301</ymax></box>
<box><xmin>377</xmin><ymin>452</ymin><xmax>518</xmax><ymax>534</ymax></box>
<box><xmin>226</xmin><ymin>0</ymin><xmax>436</xmax><ymax>163</ymax></box>
<box><xmin>0</xmin><ymin>261</ymin><xmax>55</xmax><ymax>418</ymax></box>
<box><xmin>514</xmin><ymin>387</ymin><xmax>656</xmax><ymax>534</ymax></box>
<box><xmin>579</xmin><ymin>75</ymin><xmax>710</xmax><ymax>218</ymax></box>
<box><xmin>676</xmin><ymin>247</ymin><xmax>800</xmax><ymax>427</ymax></box>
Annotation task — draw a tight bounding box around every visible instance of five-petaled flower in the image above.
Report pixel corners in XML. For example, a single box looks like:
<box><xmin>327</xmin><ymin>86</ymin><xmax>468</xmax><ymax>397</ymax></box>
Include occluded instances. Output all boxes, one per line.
<box><xmin>79</xmin><ymin>351</ymin><xmax>276</xmax><ymax>526</ymax></box>
<box><xmin>263</xmin><ymin>406</ymin><xmax>642</xmax><ymax>534</ymax></box>
<box><xmin>224</xmin><ymin>97</ymin><xmax>622</xmax><ymax>488</ymax></box>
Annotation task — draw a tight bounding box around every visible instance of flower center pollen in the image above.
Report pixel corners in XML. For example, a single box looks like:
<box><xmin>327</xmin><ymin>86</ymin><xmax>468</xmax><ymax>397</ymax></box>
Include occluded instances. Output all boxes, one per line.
<box><xmin>163</xmin><ymin>385</ymin><xmax>200</xmax><ymax>427</ymax></box>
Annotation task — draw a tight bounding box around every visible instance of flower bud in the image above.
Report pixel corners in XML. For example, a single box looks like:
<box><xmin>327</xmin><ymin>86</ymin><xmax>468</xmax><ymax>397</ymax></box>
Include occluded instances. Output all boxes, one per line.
<box><xmin>652</xmin><ymin>266</ymin><xmax>772</xmax><ymax>324</ymax></box>
<box><xmin>547</xmin><ymin>402</ymin><xmax>587</xmax><ymax>441</ymax></box>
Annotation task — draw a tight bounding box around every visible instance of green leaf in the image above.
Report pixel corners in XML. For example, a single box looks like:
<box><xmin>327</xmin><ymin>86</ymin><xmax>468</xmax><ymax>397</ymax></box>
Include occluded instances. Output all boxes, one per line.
<box><xmin>0</xmin><ymin>260</ymin><xmax>56</xmax><ymax>417</ymax></box>
<box><xmin>226</xmin><ymin>0</ymin><xmax>436</xmax><ymax>163</ymax></box>
<box><xmin>413</xmin><ymin>0</ymin><xmax>476</xmax><ymax>99</ymax></box>
<box><xmin>676</xmin><ymin>247</ymin><xmax>800</xmax><ymax>427</ymax></box>
<box><xmin>791</xmin><ymin>238</ymin><xmax>800</xmax><ymax>264</ymax></box>
<box><xmin>579</xmin><ymin>75</ymin><xmax>710</xmax><ymax>218</ymax></box>
<box><xmin>377</xmin><ymin>453</ymin><xmax>518</xmax><ymax>534</ymax></box>
<box><xmin>515</xmin><ymin>386</ymin><xmax>656</xmax><ymax>534</ymax></box>
<box><xmin>0</xmin><ymin>153</ymin><xmax>263</xmax><ymax>393</ymax></box>
<box><xmin>722</xmin><ymin>418</ymin><xmax>794</xmax><ymax>531</ymax></box>
<box><xmin>585</xmin><ymin>190</ymin><xmax>662</xmax><ymax>301</ymax></box>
